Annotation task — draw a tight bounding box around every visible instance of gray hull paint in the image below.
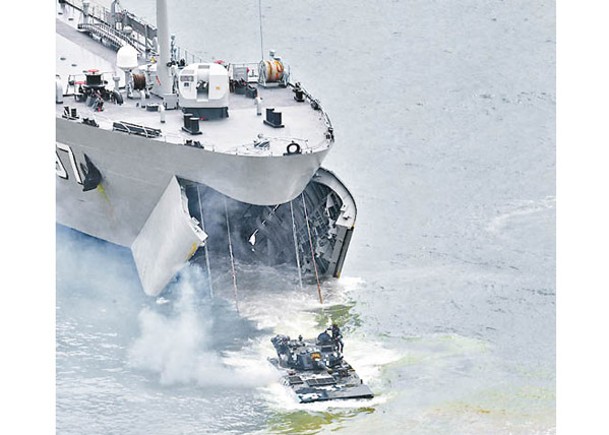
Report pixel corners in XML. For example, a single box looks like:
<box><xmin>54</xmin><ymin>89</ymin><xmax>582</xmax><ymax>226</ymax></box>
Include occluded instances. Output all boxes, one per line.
<box><xmin>56</xmin><ymin>118</ymin><xmax>329</xmax><ymax>247</ymax></box>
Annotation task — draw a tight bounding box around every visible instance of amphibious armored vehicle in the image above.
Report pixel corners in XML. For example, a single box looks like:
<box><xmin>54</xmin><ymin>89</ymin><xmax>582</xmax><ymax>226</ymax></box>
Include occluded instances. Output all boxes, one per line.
<box><xmin>269</xmin><ymin>329</ymin><xmax>373</xmax><ymax>403</ymax></box>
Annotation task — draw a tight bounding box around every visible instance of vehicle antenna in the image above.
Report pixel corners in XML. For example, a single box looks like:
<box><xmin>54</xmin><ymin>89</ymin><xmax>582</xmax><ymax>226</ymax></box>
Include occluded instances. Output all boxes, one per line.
<box><xmin>224</xmin><ymin>197</ymin><xmax>240</xmax><ymax>313</ymax></box>
<box><xmin>301</xmin><ymin>193</ymin><xmax>323</xmax><ymax>304</ymax></box>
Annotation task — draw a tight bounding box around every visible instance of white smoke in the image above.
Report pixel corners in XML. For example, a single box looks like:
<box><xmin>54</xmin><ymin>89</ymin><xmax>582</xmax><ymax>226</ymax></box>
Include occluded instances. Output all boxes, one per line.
<box><xmin>128</xmin><ymin>265</ymin><xmax>277</xmax><ymax>388</ymax></box>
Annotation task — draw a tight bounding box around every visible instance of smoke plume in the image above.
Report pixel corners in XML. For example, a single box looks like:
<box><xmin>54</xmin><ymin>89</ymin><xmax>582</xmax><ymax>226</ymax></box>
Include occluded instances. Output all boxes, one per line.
<box><xmin>127</xmin><ymin>265</ymin><xmax>277</xmax><ymax>388</ymax></box>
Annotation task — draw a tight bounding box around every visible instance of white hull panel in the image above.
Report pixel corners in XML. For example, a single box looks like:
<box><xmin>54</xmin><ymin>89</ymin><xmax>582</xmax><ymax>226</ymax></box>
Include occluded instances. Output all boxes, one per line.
<box><xmin>131</xmin><ymin>176</ymin><xmax>206</xmax><ymax>296</ymax></box>
<box><xmin>56</xmin><ymin>118</ymin><xmax>328</xmax><ymax>247</ymax></box>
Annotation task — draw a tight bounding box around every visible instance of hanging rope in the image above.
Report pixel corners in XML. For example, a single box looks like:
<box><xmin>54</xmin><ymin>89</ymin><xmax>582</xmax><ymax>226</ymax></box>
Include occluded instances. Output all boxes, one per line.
<box><xmin>224</xmin><ymin>198</ymin><xmax>240</xmax><ymax>313</ymax></box>
<box><xmin>196</xmin><ymin>185</ymin><xmax>214</xmax><ymax>298</ymax></box>
<box><xmin>290</xmin><ymin>200</ymin><xmax>304</xmax><ymax>290</ymax></box>
<box><xmin>301</xmin><ymin>193</ymin><xmax>323</xmax><ymax>304</ymax></box>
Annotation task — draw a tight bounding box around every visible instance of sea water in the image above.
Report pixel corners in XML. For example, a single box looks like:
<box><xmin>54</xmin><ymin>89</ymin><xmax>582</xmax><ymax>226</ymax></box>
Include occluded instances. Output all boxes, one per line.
<box><xmin>56</xmin><ymin>1</ymin><xmax>555</xmax><ymax>433</ymax></box>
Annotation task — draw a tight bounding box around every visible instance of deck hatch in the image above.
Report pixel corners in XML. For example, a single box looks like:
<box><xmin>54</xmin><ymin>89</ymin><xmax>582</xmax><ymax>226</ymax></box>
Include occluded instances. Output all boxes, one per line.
<box><xmin>288</xmin><ymin>376</ymin><xmax>304</xmax><ymax>385</ymax></box>
<box><xmin>306</xmin><ymin>377</ymin><xmax>336</xmax><ymax>387</ymax></box>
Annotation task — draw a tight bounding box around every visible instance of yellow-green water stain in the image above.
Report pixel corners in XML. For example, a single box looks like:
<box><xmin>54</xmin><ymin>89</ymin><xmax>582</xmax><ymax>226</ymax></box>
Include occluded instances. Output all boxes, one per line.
<box><xmin>428</xmin><ymin>384</ymin><xmax>555</xmax><ymax>429</ymax></box>
<box><xmin>308</xmin><ymin>302</ymin><xmax>362</xmax><ymax>330</ymax></box>
<box><xmin>266</xmin><ymin>407</ymin><xmax>375</xmax><ymax>435</ymax></box>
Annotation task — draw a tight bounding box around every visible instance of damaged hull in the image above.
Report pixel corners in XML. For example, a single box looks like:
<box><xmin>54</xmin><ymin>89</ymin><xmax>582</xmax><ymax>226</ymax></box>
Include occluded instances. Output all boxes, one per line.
<box><xmin>181</xmin><ymin>167</ymin><xmax>356</xmax><ymax>282</ymax></box>
<box><xmin>55</xmin><ymin>0</ymin><xmax>357</xmax><ymax>296</ymax></box>
<box><xmin>56</xmin><ymin>118</ymin><xmax>330</xmax><ymax>247</ymax></box>
<box><xmin>56</xmin><ymin>121</ymin><xmax>355</xmax><ymax>295</ymax></box>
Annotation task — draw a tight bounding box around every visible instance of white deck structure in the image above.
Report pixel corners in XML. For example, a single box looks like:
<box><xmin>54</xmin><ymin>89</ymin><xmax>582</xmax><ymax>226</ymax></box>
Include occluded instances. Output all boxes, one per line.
<box><xmin>55</xmin><ymin>0</ymin><xmax>355</xmax><ymax>297</ymax></box>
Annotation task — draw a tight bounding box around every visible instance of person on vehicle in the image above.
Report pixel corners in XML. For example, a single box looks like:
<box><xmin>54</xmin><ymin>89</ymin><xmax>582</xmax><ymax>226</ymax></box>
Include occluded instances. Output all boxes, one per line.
<box><xmin>328</xmin><ymin>323</ymin><xmax>344</xmax><ymax>353</ymax></box>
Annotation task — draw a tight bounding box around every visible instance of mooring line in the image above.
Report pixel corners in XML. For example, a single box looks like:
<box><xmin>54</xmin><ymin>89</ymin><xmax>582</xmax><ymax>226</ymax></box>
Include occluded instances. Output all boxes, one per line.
<box><xmin>224</xmin><ymin>197</ymin><xmax>240</xmax><ymax>313</ymax></box>
<box><xmin>301</xmin><ymin>193</ymin><xmax>323</xmax><ymax>304</ymax></box>
<box><xmin>290</xmin><ymin>200</ymin><xmax>304</xmax><ymax>290</ymax></box>
<box><xmin>196</xmin><ymin>185</ymin><xmax>214</xmax><ymax>298</ymax></box>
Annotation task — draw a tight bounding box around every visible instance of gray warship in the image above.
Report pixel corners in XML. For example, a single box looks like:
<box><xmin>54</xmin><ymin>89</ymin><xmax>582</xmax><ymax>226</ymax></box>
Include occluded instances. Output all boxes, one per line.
<box><xmin>56</xmin><ymin>0</ymin><xmax>356</xmax><ymax>297</ymax></box>
<box><xmin>269</xmin><ymin>327</ymin><xmax>374</xmax><ymax>403</ymax></box>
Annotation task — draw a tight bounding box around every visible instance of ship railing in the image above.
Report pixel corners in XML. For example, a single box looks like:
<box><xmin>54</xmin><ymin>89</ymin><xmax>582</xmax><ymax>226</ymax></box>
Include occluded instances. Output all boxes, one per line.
<box><xmin>227</xmin><ymin>63</ymin><xmax>334</xmax><ymax>137</ymax></box>
<box><xmin>306</xmin><ymin>136</ymin><xmax>333</xmax><ymax>152</ymax></box>
<box><xmin>77</xmin><ymin>21</ymin><xmax>134</xmax><ymax>51</ymax></box>
<box><xmin>61</xmin><ymin>0</ymin><xmax>205</xmax><ymax>64</ymax></box>
<box><xmin>228</xmin><ymin>62</ymin><xmax>261</xmax><ymax>83</ymax></box>
<box><xmin>290</xmin><ymin>82</ymin><xmax>334</xmax><ymax>134</ymax></box>
<box><xmin>112</xmin><ymin>120</ymin><xmax>161</xmax><ymax>138</ymax></box>
<box><xmin>62</xmin><ymin>0</ymin><xmax>154</xmax><ymax>54</ymax></box>
<box><xmin>224</xmin><ymin>136</ymin><xmax>330</xmax><ymax>156</ymax></box>
<box><xmin>60</xmin><ymin>2</ymin><xmax>282</xmax><ymax>85</ymax></box>
<box><xmin>174</xmin><ymin>48</ymin><xmax>205</xmax><ymax>66</ymax></box>
<box><xmin>62</xmin><ymin>70</ymin><xmax>118</xmax><ymax>96</ymax></box>
<box><xmin>159</xmin><ymin>131</ymin><xmax>225</xmax><ymax>152</ymax></box>
<box><xmin>155</xmin><ymin>132</ymin><xmax>329</xmax><ymax>155</ymax></box>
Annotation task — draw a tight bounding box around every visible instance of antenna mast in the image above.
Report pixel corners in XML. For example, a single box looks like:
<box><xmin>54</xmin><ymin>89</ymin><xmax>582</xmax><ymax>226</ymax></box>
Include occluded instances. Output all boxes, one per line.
<box><xmin>258</xmin><ymin>0</ymin><xmax>264</xmax><ymax>61</ymax></box>
<box><xmin>156</xmin><ymin>0</ymin><xmax>172</xmax><ymax>96</ymax></box>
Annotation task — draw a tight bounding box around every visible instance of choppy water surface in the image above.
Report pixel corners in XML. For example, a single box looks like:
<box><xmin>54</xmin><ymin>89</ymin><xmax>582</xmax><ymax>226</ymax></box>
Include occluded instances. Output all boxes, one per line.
<box><xmin>57</xmin><ymin>0</ymin><xmax>555</xmax><ymax>433</ymax></box>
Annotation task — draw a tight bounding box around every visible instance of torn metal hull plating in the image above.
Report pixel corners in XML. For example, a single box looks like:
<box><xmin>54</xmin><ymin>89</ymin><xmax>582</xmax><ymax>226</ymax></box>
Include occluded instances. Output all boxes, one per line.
<box><xmin>56</xmin><ymin>128</ymin><xmax>356</xmax><ymax>294</ymax></box>
<box><xmin>181</xmin><ymin>168</ymin><xmax>356</xmax><ymax>283</ymax></box>
<box><xmin>55</xmin><ymin>0</ymin><xmax>357</xmax><ymax>296</ymax></box>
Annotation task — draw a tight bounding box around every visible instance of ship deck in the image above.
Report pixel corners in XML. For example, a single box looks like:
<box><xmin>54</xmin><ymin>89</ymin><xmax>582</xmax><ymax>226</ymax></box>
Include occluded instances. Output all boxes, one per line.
<box><xmin>56</xmin><ymin>6</ymin><xmax>332</xmax><ymax>157</ymax></box>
